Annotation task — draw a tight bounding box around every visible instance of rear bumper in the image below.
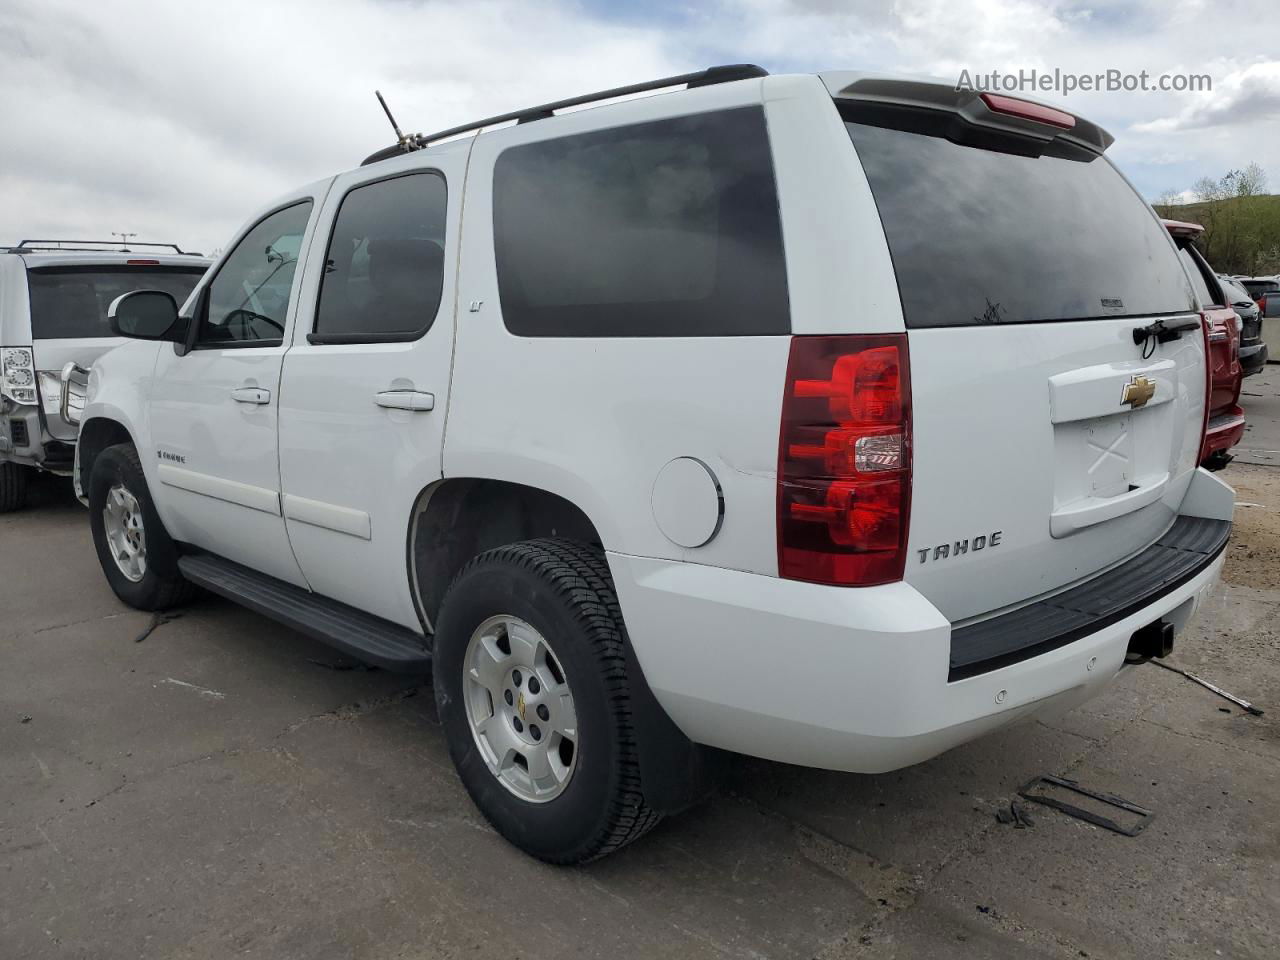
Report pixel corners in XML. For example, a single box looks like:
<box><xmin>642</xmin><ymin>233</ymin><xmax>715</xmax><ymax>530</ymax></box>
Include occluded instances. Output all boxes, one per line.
<box><xmin>0</xmin><ymin>404</ymin><xmax>74</xmax><ymax>475</ymax></box>
<box><xmin>1202</xmin><ymin>406</ymin><xmax>1245</xmax><ymax>460</ymax></box>
<box><xmin>610</xmin><ymin>471</ymin><xmax>1233</xmax><ymax>774</ymax></box>
<box><xmin>1240</xmin><ymin>340</ymin><xmax>1268</xmax><ymax>377</ymax></box>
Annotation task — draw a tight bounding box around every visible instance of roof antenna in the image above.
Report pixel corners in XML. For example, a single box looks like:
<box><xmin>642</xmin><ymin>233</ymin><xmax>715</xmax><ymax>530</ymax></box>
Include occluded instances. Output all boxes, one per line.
<box><xmin>113</xmin><ymin>231</ymin><xmax>137</xmax><ymax>252</ymax></box>
<box><xmin>375</xmin><ymin>90</ymin><xmax>422</xmax><ymax>153</ymax></box>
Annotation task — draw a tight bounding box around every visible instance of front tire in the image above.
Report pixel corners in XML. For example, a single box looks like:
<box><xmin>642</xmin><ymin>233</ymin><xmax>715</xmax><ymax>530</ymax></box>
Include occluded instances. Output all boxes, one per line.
<box><xmin>88</xmin><ymin>443</ymin><xmax>196</xmax><ymax>610</ymax></box>
<box><xmin>0</xmin><ymin>461</ymin><xmax>28</xmax><ymax>513</ymax></box>
<box><xmin>434</xmin><ymin>539</ymin><xmax>660</xmax><ymax>863</ymax></box>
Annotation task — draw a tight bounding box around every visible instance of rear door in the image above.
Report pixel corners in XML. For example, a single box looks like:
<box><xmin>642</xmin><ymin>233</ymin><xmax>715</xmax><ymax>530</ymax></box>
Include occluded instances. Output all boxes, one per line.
<box><xmin>839</xmin><ymin>99</ymin><xmax>1208</xmax><ymax>623</ymax></box>
<box><xmin>276</xmin><ymin>145</ymin><xmax>467</xmax><ymax>630</ymax></box>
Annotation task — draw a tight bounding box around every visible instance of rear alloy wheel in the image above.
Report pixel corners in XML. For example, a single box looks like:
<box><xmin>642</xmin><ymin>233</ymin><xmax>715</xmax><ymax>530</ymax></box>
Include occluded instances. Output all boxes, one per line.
<box><xmin>463</xmin><ymin>615</ymin><xmax>579</xmax><ymax>803</ymax></box>
<box><xmin>434</xmin><ymin>538</ymin><xmax>661</xmax><ymax>863</ymax></box>
<box><xmin>0</xmin><ymin>461</ymin><xmax>28</xmax><ymax>513</ymax></box>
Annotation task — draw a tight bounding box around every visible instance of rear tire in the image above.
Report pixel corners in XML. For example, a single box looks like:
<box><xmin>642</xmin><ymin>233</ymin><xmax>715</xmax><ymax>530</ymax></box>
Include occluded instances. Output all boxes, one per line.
<box><xmin>88</xmin><ymin>444</ymin><xmax>197</xmax><ymax>610</ymax></box>
<box><xmin>434</xmin><ymin>538</ymin><xmax>661</xmax><ymax>863</ymax></box>
<box><xmin>0</xmin><ymin>461</ymin><xmax>28</xmax><ymax>513</ymax></box>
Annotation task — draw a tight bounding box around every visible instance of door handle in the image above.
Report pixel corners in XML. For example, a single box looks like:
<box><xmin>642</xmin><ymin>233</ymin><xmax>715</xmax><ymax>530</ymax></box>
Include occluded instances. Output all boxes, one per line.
<box><xmin>231</xmin><ymin>386</ymin><xmax>271</xmax><ymax>405</ymax></box>
<box><xmin>375</xmin><ymin>389</ymin><xmax>435</xmax><ymax>412</ymax></box>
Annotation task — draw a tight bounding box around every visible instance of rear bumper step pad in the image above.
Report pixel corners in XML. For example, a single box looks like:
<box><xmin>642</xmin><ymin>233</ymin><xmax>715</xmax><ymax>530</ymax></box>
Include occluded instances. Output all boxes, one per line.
<box><xmin>178</xmin><ymin>553</ymin><xmax>431</xmax><ymax>673</ymax></box>
<box><xmin>949</xmin><ymin>516</ymin><xmax>1230</xmax><ymax>681</ymax></box>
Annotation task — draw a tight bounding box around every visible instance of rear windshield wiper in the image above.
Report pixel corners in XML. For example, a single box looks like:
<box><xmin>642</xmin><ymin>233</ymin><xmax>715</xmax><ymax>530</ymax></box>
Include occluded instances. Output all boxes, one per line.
<box><xmin>1132</xmin><ymin>318</ymin><xmax>1201</xmax><ymax>357</ymax></box>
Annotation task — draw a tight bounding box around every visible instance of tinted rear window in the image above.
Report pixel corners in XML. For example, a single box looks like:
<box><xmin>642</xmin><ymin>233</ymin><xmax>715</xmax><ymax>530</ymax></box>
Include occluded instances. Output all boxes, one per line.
<box><xmin>493</xmin><ymin>107</ymin><xmax>789</xmax><ymax>337</ymax></box>
<box><xmin>27</xmin><ymin>266</ymin><xmax>207</xmax><ymax>339</ymax></box>
<box><xmin>843</xmin><ymin>114</ymin><xmax>1195</xmax><ymax>328</ymax></box>
<box><xmin>1241</xmin><ymin>280</ymin><xmax>1280</xmax><ymax>298</ymax></box>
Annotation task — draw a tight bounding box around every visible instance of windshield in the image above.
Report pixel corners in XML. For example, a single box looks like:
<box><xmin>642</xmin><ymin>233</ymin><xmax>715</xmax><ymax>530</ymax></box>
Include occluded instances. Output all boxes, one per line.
<box><xmin>27</xmin><ymin>265</ymin><xmax>207</xmax><ymax>339</ymax></box>
<box><xmin>843</xmin><ymin>112</ymin><xmax>1195</xmax><ymax>328</ymax></box>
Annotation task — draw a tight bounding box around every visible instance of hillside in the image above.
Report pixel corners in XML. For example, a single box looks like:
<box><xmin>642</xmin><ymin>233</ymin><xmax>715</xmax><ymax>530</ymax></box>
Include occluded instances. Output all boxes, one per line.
<box><xmin>1152</xmin><ymin>193</ymin><xmax>1280</xmax><ymax>275</ymax></box>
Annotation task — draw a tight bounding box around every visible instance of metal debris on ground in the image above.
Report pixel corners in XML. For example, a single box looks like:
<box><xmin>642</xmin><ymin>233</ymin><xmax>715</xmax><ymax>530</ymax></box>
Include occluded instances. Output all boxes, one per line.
<box><xmin>994</xmin><ymin>800</ymin><xmax>1036</xmax><ymax>828</ymax></box>
<box><xmin>1148</xmin><ymin>659</ymin><xmax>1264</xmax><ymax>716</ymax></box>
<box><xmin>1017</xmin><ymin>775</ymin><xmax>1154</xmax><ymax>837</ymax></box>
<box><xmin>135</xmin><ymin>611</ymin><xmax>183</xmax><ymax>643</ymax></box>
<box><xmin>19</xmin><ymin>714</ymin><xmax>32</xmax><ymax>723</ymax></box>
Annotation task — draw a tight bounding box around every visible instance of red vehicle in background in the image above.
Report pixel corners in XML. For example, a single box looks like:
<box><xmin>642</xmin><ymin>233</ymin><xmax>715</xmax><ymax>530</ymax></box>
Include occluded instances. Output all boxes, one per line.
<box><xmin>1163</xmin><ymin>219</ymin><xmax>1244</xmax><ymax>470</ymax></box>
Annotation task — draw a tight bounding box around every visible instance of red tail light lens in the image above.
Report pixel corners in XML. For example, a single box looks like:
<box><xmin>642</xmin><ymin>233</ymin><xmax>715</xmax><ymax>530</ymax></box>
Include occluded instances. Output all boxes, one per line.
<box><xmin>778</xmin><ymin>335</ymin><xmax>911</xmax><ymax>586</ymax></box>
<box><xmin>1198</xmin><ymin>313</ymin><xmax>1211</xmax><ymax>462</ymax></box>
<box><xmin>980</xmin><ymin>93</ymin><xmax>1076</xmax><ymax>130</ymax></box>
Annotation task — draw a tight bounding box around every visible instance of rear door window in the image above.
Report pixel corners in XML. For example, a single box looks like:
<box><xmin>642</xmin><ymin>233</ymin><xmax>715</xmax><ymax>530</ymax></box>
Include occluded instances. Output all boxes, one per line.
<box><xmin>842</xmin><ymin>111</ymin><xmax>1195</xmax><ymax>328</ymax></box>
<box><xmin>492</xmin><ymin>107</ymin><xmax>789</xmax><ymax>337</ymax></box>
<box><xmin>26</xmin><ymin>266</ymin><xmax>207</xmax><ymax>339</ymax></box>
<box><xmin>312</xmin><ymin>172</ymin><xmax>448</xmax><ymax>343</ymax></box>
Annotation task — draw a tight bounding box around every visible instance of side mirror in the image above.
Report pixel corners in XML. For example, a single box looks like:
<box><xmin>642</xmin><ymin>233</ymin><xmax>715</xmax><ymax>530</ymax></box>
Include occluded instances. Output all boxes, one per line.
<box><xmin>107</xmin><ymin>290</ymin><xmax>182</xmax><ymax>341</ymax></box>
<box><xmin>1265</xmin><ymin>297</ymin><xmax>1280</xmax><ymax>319</ymax></box>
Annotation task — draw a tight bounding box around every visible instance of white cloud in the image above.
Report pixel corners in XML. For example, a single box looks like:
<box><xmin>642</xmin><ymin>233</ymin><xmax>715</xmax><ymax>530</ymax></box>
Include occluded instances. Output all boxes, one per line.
<box><xmin>1135</xmin><ymin>60</ymin><xmax>1280</xmax><ymax>132</ymax></box>
<box><xmin>1</xmin><ymin>0</ymin><xmax>1277</xmax><ymax>251</ymax></box>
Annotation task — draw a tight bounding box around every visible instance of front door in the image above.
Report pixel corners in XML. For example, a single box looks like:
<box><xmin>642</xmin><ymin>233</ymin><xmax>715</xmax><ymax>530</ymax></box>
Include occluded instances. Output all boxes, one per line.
<box><xmin>149</xmin><ymin>198</ymin><xmax>322</xmax><ymax>587</ymax></box>
<box><xmin>278</xmin><ymin>146</ymin><xmax>468</xmax><ymax>628</ymax></box>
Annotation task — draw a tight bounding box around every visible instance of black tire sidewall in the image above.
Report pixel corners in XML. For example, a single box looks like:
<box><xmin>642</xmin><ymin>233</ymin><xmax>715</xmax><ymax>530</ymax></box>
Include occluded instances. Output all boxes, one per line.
<box><xmin>0</xmin><ymin>461</ymin><xmax>28</xmax><ymax>512</ymax></box>
<box><xmin>434</xmin><ymin>557</ymin><xmax>624</xmax><ymax>862</ymax></box>
<box><xmin>88</xmin><ymin>445</ymin><xmax>183</xmax><ymax>609</ymax></box>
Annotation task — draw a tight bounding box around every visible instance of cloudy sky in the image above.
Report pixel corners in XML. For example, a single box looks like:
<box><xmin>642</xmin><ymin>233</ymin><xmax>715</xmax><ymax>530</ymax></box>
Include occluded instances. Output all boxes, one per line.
<box><xmin>2</xmin><ymin>0</ymin><xmax>1277</xmax><ymax>254</ymax></box>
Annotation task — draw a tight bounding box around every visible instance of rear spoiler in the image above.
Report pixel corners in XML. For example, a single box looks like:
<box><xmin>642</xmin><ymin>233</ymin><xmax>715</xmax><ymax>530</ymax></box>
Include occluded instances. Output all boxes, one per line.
<box><xmin>1161</xmin><ymin>218</ymin><xmax>1204</xmax><ymax>240</ymax></box>
<box><xmin>824</xmin><ymin>76</ymin><xmax>1114</xmax><ymax>154</ymax></box>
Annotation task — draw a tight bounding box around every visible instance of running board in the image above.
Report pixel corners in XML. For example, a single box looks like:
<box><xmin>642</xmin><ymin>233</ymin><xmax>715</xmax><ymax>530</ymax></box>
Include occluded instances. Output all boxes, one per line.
<box><xmin>178</xmin><ymin>553</ymin><xmax>431</xmax><ymax>673</ymax></box>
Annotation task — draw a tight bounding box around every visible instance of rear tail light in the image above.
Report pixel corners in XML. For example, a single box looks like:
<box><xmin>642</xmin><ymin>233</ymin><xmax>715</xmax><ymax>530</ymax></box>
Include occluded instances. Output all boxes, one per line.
<box><xmin>778</xmin><ymin>335</ymin><xmax>911</xmax><ymax>586</ymax></box>
<box><xmin>1</xmin><ymin>346</ymin><xmax>38</xmax><ymax>405</ymax></box>
<box><xmin>1198</xmin><ymin>314</ymin><xmax>1212</xmax><ymax>462</ymax></box>
<box><xmin>126</xmin><ymin>259</ymin><xmax>160</xmax><ymax>265</ymax></box>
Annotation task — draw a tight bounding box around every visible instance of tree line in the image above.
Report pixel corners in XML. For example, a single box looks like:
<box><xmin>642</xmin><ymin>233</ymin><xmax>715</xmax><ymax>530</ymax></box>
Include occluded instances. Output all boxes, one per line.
<box><xmin>1153</xmin><ymin>162</ymin><xmax>1280</xmax><ymax>277</ymax></box>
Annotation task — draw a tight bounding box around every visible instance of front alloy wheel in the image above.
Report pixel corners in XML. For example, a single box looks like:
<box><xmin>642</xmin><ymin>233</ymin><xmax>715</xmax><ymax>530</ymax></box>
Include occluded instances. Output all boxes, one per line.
<box><xmin>102</xmin><ymin>483</ymin><xmax>147</xmax><ymax>582</ymax></box>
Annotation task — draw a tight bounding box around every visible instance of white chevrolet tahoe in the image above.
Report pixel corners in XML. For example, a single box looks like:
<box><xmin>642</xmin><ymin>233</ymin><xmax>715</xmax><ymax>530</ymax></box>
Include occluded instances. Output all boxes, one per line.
<box><xmin>75</xmin><ymin>66</ymin><xmax>1233</xmax><ymax>863</ymax></box>
<box><xmin>0</xmin><ymin>243</ymin><xmax>208</xmax><ymax>510</ymax></box>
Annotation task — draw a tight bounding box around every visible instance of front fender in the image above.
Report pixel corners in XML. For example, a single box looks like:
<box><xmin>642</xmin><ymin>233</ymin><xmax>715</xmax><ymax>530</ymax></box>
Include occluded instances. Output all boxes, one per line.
<box><xmin>76</xmin><ymin>342</ymin><xmax>162</xmax><ymax>503</ymax></box>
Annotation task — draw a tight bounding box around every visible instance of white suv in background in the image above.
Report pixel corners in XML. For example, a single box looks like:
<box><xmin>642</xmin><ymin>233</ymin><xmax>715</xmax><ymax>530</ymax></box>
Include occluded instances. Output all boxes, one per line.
<box><xmin>0</xmin><ymin>242</ymin><xmax>209</xmax><ymax>510</ymax></box>
<box><xmin>74</xmin><ymin>66</ymin><xmax>1233</xmax><ymax>863</ymax></box>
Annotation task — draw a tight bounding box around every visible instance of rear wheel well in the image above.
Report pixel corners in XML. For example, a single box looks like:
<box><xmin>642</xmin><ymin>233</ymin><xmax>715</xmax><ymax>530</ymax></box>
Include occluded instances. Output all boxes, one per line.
<box><xmin>410</xmin><ymin>479</ymin><xmax>602</xmax><ymax>632</ymax></box>
<box><xmin>77</xmin><ymin>418</ymin><xmax>134</xmax><ymax>492</ymax></box>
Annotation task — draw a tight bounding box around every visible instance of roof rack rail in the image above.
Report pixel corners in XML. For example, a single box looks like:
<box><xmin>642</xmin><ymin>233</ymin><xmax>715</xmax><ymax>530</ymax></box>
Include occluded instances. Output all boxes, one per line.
<box><xmin>361</xmin><ymin>63</ymin><xmax>769</xmax><ymax>166</ymax></box>
<box><xmin>8</xmin><ymin>240</ymin><xmax>201</xmax><ymax>256</ymax></box>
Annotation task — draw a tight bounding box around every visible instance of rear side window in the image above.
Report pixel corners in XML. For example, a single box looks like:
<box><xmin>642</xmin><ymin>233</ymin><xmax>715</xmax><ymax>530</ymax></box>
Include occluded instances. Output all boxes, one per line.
<box><xmin>313</xmin><ymin>172</ymin><xmax>448</xmax><ymax>343</ymax></box>
<box><xmin>843</xmin><ymin>114</ymin><xmax>1195</xmax><ymax>327</ymax></box>
<box><xmin>1177</xmin><ymin>248</ymin><xmax>1217</xmax><ymax>308</ymax></box>
<box><xmin>26</xmin><ymin>266</ymin><xmax>206</xmax><ymax>339</ymax></box>
<box><xmin>492</xmin><ymin>107</ymin><xmax>789</xmax><ymax>337</ymax></box>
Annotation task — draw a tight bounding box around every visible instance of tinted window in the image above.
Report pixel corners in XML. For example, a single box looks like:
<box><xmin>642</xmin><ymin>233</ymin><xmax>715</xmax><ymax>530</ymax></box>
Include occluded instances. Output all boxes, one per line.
<box><xmin>1178</xmin><ymin>249</ymin><xmax>1215</xmax><ymax>307</ymax></box>
<box><xmin>1241</xmin><ymin>279</ymin><xmax>1280</xmax><ymax>299</ymax></box>
<box><xmin>1219</xmin><ymin>277</ymin><xmax>1250</xmax><ymax>304</ymax></box>
<box><xmin>27</xmin><ymin>266</ymin><xmax>206</xmax><ymax>339</ymax></box>
<box><xmin>314</xmin><ymin>173</ymin><xmax>448</xmax><ymax>341</ymax></box>
<box><xmin>843</xmin><ymin>115</ymin><xmax>1195</xmax><ymax>327</ymax></box>
<box><xmin>198</xmin><ymin>201</ymin><xmax>313</xmax><ymax>345</ymax></box>
<box><xmin>493</xmin><ymin>107</ymin><xmax>789</xmax><ymax>337</ymax></box>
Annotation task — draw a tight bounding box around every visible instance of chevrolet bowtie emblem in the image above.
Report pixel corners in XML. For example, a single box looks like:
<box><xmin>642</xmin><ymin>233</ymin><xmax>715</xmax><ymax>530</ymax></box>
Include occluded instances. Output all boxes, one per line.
<box><xmin>516</xmin><ymin>691</ymin><xmax>527</xmax><ymax>722</ymax></box>
<box><xmin>1121</xmin><ymin>375</ymin><xmax>1156</xmax><ymax>408</ymax></box>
